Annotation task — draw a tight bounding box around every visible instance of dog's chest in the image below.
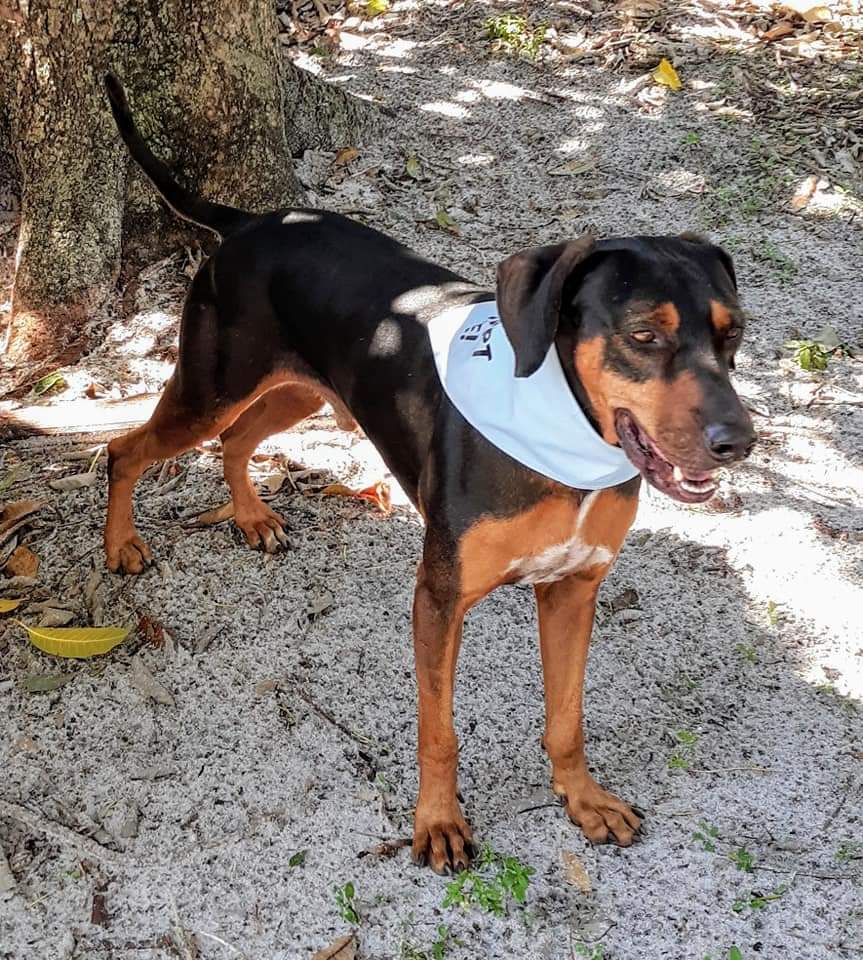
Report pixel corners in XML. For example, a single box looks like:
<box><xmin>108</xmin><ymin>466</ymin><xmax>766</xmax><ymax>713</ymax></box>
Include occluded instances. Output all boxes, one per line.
<box><xmin>505</xmin><ymin>491</ymin><xmax>613</xmax><ymax>586</ymax></box>
<box><xmin>507</xmin><ymin>534</ymin><xmax>612</xmax><ymax>585</ymax></box>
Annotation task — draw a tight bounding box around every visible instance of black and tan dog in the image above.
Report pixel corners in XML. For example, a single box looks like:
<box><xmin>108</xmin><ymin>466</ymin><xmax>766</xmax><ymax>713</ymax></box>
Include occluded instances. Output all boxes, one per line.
<box><xmin>102</xmin><ymin>76</ymin><xmax>755</xmax><ymax>874</ymax></box>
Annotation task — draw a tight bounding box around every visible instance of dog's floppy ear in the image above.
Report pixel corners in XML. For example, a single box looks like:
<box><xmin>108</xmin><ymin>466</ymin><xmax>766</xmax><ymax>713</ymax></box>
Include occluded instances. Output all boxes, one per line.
<box><xmin>496</xmin><ymin>235</ymin><xmax>596</xmax><ymax>378</ymax></box>
<box><xmin>679</xmin><ymin>231</ymin><xmax>737</xmax><ymax>291</ymax></box>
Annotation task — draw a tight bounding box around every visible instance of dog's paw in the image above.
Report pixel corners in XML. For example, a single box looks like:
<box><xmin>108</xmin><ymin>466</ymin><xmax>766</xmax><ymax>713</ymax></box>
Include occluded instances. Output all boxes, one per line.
<box><xmin>234</xmin><ymin>502</ymin><xmax>289</xmax><ymax>554</ymax></box>
<box><xmin>106</xmin><ymin>532</ymin><xmax>152</xmax><ymax>575</ymax></box>
<box><xmin>412</xmin><ymin>800</ymin><xmax>476</xmax><ymax>875</ymax></box>
<box><xmin>554</xmin><ymin>774</ymin><xmax>642</xmax><ymax>846</ymax></box>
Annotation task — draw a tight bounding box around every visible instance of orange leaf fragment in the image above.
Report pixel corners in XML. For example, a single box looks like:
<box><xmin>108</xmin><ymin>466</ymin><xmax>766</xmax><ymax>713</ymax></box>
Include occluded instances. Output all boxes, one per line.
<box><xmin>321</xmin><ymin>480</ymin><xmax>392</xmax><ymax>513</ymax></box>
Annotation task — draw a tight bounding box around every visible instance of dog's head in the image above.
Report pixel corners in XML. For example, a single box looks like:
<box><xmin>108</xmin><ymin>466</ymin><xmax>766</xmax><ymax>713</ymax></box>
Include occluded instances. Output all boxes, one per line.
<box><xmin>496</xmin><ymin>234</ymin><xmax>756</xmax><ymax>503</ymax></box>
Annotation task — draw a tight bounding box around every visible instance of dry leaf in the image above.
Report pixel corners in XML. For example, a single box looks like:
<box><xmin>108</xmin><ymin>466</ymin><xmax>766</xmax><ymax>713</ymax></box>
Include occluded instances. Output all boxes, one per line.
<box><xmin>187</xmin><ymin>501</ymin><xmax>234</xmax><ymax>526</ymax></box>
<box><xmin>782</xmin><ymin>1</ymin><xmax>833</xmax><ymax>22</ymax></box>
<box><xmin>321</xmin><ymin>481</ymin><xmax>392</xmax><ymax>513</ymax></box>
<box><xmin>0</xmin><ymin>598</ymin><xmax>23</xmax><ymax>613</ymax></box>
<box><xmin>130</xmin><ymin>657</ymin><xmax>175</xmax><ymax>706</ymax></box>
<box><xmin>4</xmin><ymin>546</ymin><xmax>39</xmax><ymax>578</ymax></box>
<box><xmin>0</xmin><ymin>499</ymin><xmax>44</xmax><ymax>535</ymax></box>
<box><xmin>548</xmin><ymin>157</ymin><xmax>595</xmax><ymax>177</ymax></box>
<box><xmin>255</xmin><ymin>679</ymin><xmax>278</xmax><ymax>697</ymax></box>
<box><xmin>263</xmin><ymin>473</ymin><xmax>288</xmax><ymax>495</ymax></box>
<box><xmin>307</xmin><ymin>591</ymin><xmax>335</xmax><ymax>618</ymax></box>
<box><xmin>622</xmin><ymin>0</ymin><xmax>662</xmax><ymax>18</ymax></box>
<box><xmin>313</xmin><ymin>935</ymin><xmax>356</xmax><ymax>960</ymax></box>
<box><xmin>38</xmin><ymin>608</ymin><xmax>76</xmax><ymax>628</ymax></box>
<box><xmin>22</xmin><ymin>673</ymin><xmax>73</xmax><ymax>693</ymax></box>
<box><xmin>561</xmin><ymin>849</ymin><xmax>591</xmax><ymax>893</ymax></box>
<box><xmin>21</xmin><ymin>623</ymin><xmax>130</xmax><ymax>658</ymax></box>
<box><xmin>91</xmin><ymin>889</ymin><xmax>109</xmax><ymax>927</ymax></box>
<box><xmin>49</xmin><ymin>472</ymin><xmax>98</xmax><ymax>491</ymax></box>
<box><xmin>652</xmin><ymin>58</ymin><xmax>681</xmax><ymax>91</ymax></box>
<box><xmin>85</xmin><ymin>381</ymin><xmax>107</xmax><ymax>399</ymax></box>
<box><xmin>334</xmin><ymin>147</ymin><xmax>360</xmax><ymax>166</ymax></box>
<box><xmin>762</xmin><ymin>20</ymin><xmax>795</xmax><ymax>41</ymax></box>
<box><xmin>606</xmin><ymin>587</ymin><xmax>640</xmax><ymax>614</ymax></box>
<box><xmin>790</xmin><ymin>174</ymin><xmax>819</xmax><ymax>210</ymax></box>
<box><xmin>358</xmin><ymin>837</ymin><xmax>410</xmax><ymax>859</ymax></box>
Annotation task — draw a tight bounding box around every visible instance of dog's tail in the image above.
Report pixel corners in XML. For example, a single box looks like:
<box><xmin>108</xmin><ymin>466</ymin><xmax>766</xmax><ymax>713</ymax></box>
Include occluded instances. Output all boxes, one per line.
<box><xmin>104</xmin><ymin>74</ymin><xmax>252</xmax><ymax>239</ymax></box>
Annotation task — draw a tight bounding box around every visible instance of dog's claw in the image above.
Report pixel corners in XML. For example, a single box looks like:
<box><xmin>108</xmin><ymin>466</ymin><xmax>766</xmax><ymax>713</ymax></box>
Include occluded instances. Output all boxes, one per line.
<box><xmin>412</xmin><ymin>801</ymin><xmax>475</xmax><ymax>875</ymax></box>
<box><xmin>234</xmin><ymin>502</ymin><xmax>289</xmax><ymax>553</ymax></box>
<box><xmin>554</xmin><ymin>773</ymin><xmax>642</xmax><ymax>847</ymax></box>
<box><xmin>106</xmin><ymin>531</ymin><xmax>152</xmax><ymax>575</ymax></box>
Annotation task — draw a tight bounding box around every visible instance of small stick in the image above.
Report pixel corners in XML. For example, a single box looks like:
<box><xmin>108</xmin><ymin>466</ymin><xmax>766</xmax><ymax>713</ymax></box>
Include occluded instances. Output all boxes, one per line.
<box><xmin>0</xmin><ymin>799</ymin><xmax>126</xmax><ymax>865</ymax></box>
<box><xmin>291</xmin><ymin>684</ymin><xmax>375</xmax><ymax>748</ymax></box>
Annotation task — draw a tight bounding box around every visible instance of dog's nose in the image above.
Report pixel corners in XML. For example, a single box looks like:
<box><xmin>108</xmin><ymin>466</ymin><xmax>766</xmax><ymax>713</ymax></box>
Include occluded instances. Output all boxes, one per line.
<box><xmin>704</xmin><ymin>422</ymin><xmax>756</xmax><ymax>463</ymax></box>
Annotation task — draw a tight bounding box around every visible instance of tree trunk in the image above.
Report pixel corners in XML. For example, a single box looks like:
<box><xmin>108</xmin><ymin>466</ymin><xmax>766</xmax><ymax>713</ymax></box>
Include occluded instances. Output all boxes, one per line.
<box><xmin>0</xmin><ymin>0</ymin><xmax>378</xmax><ymax>377</ymax></box>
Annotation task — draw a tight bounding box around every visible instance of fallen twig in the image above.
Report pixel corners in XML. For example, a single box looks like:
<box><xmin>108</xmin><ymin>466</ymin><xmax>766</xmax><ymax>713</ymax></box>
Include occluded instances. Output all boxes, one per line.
<box><xmin>291</xmin><ymin>683</ymin><xmax>375</xmax><ymax>748</ymax></box>
<box><xmin>0</xmin><ymin>799</ymin><xmax>126</xmax><ymax>865</ymax></box>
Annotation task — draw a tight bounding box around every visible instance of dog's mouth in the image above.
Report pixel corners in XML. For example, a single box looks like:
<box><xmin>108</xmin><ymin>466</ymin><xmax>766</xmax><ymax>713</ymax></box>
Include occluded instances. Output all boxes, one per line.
<box><xmin>614</xmin><ymin>409</ymin><xmax>718</xmax><ymax>504</ymax></box>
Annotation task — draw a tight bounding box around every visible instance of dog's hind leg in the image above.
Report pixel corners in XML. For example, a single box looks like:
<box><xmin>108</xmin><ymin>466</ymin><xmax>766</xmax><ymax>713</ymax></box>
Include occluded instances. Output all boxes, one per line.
<box><xmin>220</xmin><ymin>383</ymin><xmax>324</xmax><ymax>552</ymax></box>
<box><xmin>105</xmin><ymin>377</ymin><xmax>260</xmax><ymax>574</ymax></box>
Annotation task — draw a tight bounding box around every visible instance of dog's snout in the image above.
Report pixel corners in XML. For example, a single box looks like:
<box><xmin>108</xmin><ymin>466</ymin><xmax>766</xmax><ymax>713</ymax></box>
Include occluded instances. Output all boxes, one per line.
<box><xmin>703</xmin><ymin>421</ymin><xmax>756</xmax><ymax>463</ymax></box>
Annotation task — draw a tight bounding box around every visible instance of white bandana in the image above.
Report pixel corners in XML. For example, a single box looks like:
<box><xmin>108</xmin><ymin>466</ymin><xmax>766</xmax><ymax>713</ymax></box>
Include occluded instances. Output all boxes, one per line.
<box><xmin>427</xmin><ymin>300</ymin><xmax>640</xmax><ymax>490</ymax></box>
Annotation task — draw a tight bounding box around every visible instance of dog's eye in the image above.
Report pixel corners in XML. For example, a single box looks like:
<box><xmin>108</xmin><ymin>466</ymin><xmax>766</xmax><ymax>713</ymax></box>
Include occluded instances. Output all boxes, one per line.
<box><xmin>630</xmin><ymin>330</ymin><xmax>657</xmax><ymax>344</ymax></box>
<box><xmin>726</xmin><ymin>327</ymin><xmax>742</xmax><ymax>342</ymax></box>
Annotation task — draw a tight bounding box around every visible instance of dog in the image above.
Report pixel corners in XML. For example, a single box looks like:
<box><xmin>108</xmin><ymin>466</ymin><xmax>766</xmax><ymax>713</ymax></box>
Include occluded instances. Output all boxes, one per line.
<box><xmin>102</xmin><ymin>75</ymin><xmax>756</xmax><ymax>874</ymax></box>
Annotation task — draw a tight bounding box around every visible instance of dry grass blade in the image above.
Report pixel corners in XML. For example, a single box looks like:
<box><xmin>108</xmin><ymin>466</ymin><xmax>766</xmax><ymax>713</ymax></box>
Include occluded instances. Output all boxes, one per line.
<box><xmin>312</xmin><ymin>934</ymin><xmax>356</xmax><ymax>960</ymax></box>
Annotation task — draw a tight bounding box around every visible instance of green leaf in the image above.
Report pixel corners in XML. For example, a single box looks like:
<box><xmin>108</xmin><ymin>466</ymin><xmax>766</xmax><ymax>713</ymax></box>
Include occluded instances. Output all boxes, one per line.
<box><xmin>288</xmin><ymin>850</ymin><xmax>306</xmax><ymax>868</ymax></box>
<box><xmin>729</xmin><ymin>946</ymin><xmax>743</xmax><ymax>960</ymax></box>
<box><xmin>405</xmin><ymin>155</ymin><xmax>421</xmax><ymax>179</ymax></box>
<box><xmin>434</xmin><ymin>209</ymin><xmax>459</xmax><ymax>234</ymax></box>
<box><xmin>767</xmin><ymin>600</ymin><xmax>779</xmax><ymax>625</ymax></box>
<box><xmin>731</xmin><ymin>847</ymin><xmax>754</xmax><ymax>872</ymax></box>
<box><xmin>32</xmin><ymin>371</ymin><xmax>66</xmax><ymax>396</ymax></box>
<box><xmin>366</xmin><ymin>0</ymin><xmax>389</xmax><ymax>16</ymax></box>
<box><xmin>22</xmin><ymin>673</ymin><xmax>73</xmax><ymax>693</ymax></box>
<box><xmin>0</xmin><ymin>468</ymin><xmax>19</xmax><ymax>493</ymax></box>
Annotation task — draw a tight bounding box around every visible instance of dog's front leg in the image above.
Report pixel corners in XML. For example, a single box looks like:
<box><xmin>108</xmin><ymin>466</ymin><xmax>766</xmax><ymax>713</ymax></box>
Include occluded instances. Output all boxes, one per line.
<box><xmin>410</xmin><ymin>558</ymin><xmax>475</xmax><ymax>874</ymax></box>
<box><xmin>535</xmin><ymin>572</ymin><xmax>642</xmax><ymax>845</ymax></box>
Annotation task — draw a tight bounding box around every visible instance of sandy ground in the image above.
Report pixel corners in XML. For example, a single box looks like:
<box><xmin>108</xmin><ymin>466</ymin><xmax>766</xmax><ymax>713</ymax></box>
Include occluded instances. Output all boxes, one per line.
<box><xmin>2</xmin><ymin>2</ymin><xmax>862</xmax><ymax>958</ymax></box>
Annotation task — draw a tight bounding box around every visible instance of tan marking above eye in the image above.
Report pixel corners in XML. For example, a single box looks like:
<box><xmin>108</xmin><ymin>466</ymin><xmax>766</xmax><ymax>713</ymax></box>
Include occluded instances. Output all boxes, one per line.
<box><xmin>647</xmin><ymin>302</ymin><xmax>680</xmax><ymax>333</ymax></box>
<box><xmin>710</xmin><ymin>299</ymin><xmax>735</xmax><ymax>335</ymax></box>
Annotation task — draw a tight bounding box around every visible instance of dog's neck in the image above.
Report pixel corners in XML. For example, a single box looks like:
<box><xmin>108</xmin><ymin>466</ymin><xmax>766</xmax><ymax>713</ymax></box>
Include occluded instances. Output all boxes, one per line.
<box><xmin>553</xmin><ymin>329</ymin><xmax>606</xmax><ymax>442</ymax></box>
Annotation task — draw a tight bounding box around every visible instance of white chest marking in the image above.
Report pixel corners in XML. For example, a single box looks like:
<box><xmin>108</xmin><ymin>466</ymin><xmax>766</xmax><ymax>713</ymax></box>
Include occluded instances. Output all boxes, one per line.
<box><xmin>506</xmin><ymin>491</ymin><xmax>614</xmax><ymax>586</ymax></box>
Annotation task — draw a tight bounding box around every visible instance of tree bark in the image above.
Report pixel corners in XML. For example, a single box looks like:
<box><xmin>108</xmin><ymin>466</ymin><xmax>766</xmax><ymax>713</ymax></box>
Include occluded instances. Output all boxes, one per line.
<box><xmin>0</xmin><ymin>0</ymin><xmax>378</xmax><ymax>376</ymax></box>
